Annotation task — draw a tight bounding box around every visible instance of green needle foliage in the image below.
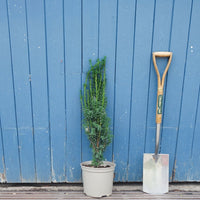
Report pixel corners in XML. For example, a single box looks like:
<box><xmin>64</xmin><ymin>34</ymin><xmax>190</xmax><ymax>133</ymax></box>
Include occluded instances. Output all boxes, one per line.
<box><xmin>80</xmin><ymin>57</ymin><xmax>112</xmax><ymax>167</ymax></box>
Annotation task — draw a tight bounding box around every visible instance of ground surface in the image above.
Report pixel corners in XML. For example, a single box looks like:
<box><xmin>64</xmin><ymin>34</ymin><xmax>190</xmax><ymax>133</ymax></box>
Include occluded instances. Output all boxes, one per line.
<box><xmin>0</xmin><ymin>183</ymin><xmax>199</xmax><ymax>199</ymax></box>
<box><xmin>0</xmin><ymin>191</ymin><xmax>200</xmax><ymax>199</ymax></box>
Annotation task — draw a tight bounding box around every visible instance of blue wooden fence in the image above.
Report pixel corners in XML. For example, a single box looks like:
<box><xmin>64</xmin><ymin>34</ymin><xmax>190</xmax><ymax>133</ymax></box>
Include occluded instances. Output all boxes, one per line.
<box><xmin>0</xmin><ymin>0</ymin><xmax>200</xmax><ymax>183</ymax></box>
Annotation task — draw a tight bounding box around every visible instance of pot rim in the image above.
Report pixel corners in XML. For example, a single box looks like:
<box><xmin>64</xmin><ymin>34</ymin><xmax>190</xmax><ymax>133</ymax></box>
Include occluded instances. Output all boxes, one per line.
<box><xmin>81</xmin><ymin>161</ymin><xmax>116</xmax><ymax>173</ymax></box>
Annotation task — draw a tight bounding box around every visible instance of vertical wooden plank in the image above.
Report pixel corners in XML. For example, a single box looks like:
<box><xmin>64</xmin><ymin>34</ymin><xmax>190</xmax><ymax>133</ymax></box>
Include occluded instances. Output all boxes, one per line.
<box><xmin>6</xmin><ymin>0</ymin><xmax>36</xmax><ymax>182</ymax></box>
<box><xmin>128</xmin><ymin>0</ymin><xmax>155</xmax><ymax>181</ymax></box>
<box><xmin>99</xmin><ymin>0</ymin><xmax>117</xmax><ymax>162</ymax></box>
<box><xmin>45</xmin><ymin>0</ymin><xmax>66</xmax><ymax>183</ymax></box>
<box><xmin>192</xmin><ymin>87</ymin><xmax>200</xmax><ymax>180</ymax></box>
<box><xmin>113</xmin><ymin>0</ymin><xmax>136</xmax><ymax>182</ymax></box>
<box><xmin>26</xmin><ymin>0</ymin><xmax>51</xmax><ymax>182</ymax></box>
<box><xmin>174</xmin><ymin>0</ymin><xmax>200</xmax><ymax>181</ymax></box>
<box><xmin>0</xmin><ymin>118</ymin><xmax>6</xmax><ymax>183</ymax></box>
<box><xmin>160</xmin><ymin>0</ymin><xmax>192</xmax><ymax>181</ymax></box>
<box><xmin>145</xmin><ymin>0</ymin><xmax>173</xmax><ymax>154</ymax></box>
<box><xmin>0</xmin><ymin>0</ymin><xmax>21</xmax><ymax>183</ymax></box>
<box><xmin>64</xmin><ymin>0</ymin><xmax>82</xmax><ymax>182</ymax></box>
<box><xmin>82</xmin><ymin>0</ymin><xmax>99</xmax><ymax>162</ymax></box>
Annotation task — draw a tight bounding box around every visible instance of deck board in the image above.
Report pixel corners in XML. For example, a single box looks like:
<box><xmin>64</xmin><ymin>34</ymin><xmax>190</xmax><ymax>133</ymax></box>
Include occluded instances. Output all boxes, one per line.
<box><xmin>0</xmin><ymin>191</ymin><xmax>199</xmax><ymax>199</ymax></box>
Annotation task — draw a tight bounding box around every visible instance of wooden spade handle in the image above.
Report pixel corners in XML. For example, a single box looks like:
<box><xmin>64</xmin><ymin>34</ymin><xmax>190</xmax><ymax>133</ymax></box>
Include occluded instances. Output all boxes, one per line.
<box><xmin>152</xmin><ymin>52</ymin><xmax>172</xmax><ymax>124</ymax></box>
<box><xmin>153</xmin><ymin>51</ymin><xmax>172</xmax><ymax>57</ymax></box>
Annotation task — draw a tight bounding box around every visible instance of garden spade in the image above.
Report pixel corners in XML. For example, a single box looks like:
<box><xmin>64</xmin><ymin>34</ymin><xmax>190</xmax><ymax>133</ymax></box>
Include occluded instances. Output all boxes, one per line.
<box><xmin>143</xmin><ymin>52</ymin><xmax>172</xmax><ymax>194</ymax></box>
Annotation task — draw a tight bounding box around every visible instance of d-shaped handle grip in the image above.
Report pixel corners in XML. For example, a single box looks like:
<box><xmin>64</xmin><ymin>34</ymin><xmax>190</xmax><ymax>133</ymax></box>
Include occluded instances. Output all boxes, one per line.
<box><xmin>153</xmin><ymin>51</ymin><xmax>172</xmax><ymax>57</ymax></box>
<box><xmin>152</xmin><ymin>52</ymin><xmax>172</xmax><ymax>124</ymax></box>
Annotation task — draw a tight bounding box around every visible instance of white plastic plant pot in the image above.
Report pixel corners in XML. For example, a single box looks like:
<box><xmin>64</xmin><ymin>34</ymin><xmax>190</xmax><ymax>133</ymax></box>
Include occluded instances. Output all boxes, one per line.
<box><xmin>81</xmin><ymin>161</ymin><xmax>116</xmax><ymax>198</ymax></box>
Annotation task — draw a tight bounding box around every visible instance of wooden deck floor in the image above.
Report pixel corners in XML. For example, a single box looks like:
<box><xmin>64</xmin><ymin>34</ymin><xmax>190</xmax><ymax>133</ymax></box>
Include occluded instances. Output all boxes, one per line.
<box><xmin>0</xmin><ymin>191</ymin><xmax>200</xmax><ymax>199</ymax></box>
<box><xmin>0</xmin><ymin>184</ymin><xmax>200</xmax><ymax>199</ymax></box>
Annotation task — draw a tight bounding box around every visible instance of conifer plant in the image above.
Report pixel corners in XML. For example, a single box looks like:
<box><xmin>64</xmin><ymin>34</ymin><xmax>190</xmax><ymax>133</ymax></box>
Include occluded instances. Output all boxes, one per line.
<box><xmin>80</xmin><ymin>57</ymin><xmax>112</xmax><ymax>168</ymax></box>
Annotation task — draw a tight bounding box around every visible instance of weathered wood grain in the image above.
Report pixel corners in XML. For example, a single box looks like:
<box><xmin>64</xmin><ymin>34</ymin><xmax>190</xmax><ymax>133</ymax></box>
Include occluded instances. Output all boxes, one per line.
<box><xmin>0</xmin><ymin>0</ymin><xmax>199</xmax><ymax>182</ymax></box>
<box><xmin>0</xmin><ymin>191</ymin><xmax>199</xmax><ymax>199</ymax></box>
